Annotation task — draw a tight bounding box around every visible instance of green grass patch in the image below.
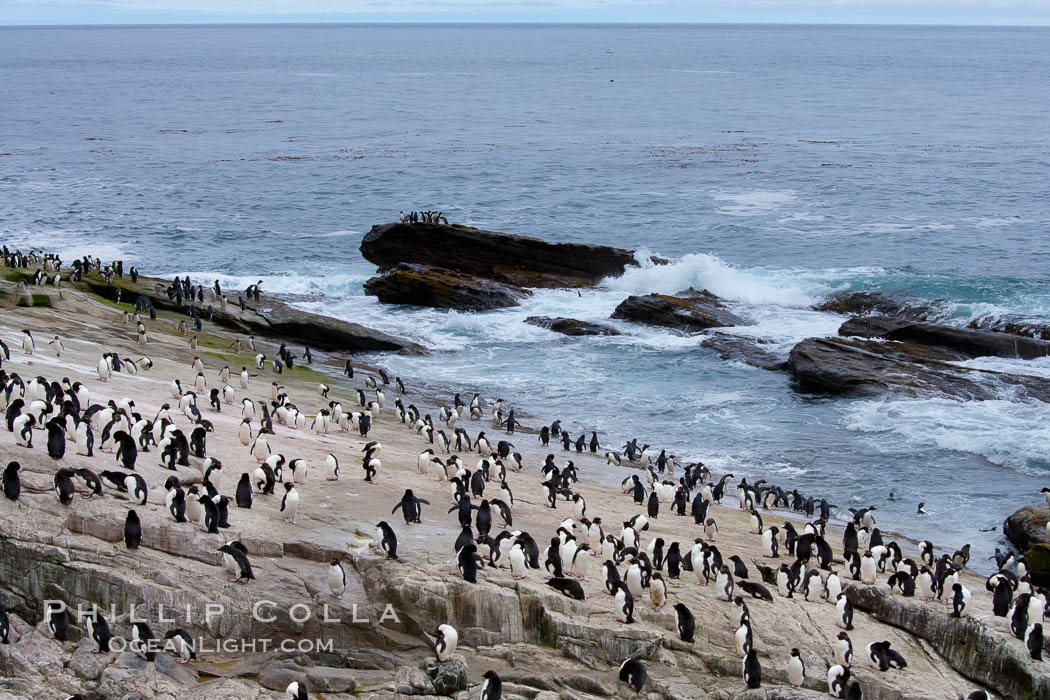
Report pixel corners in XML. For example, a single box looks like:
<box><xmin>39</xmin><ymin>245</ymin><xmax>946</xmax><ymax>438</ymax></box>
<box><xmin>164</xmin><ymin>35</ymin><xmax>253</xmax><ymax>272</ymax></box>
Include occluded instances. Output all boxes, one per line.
<box><xmin>3</xmin><ymin>269</ymin><xmax>35</xmax><ymax>283</ymax></box>
<box><xmin>16</xmin><ymin>294</ymin><xmax>53</xmax><ymax>308</ymax></box>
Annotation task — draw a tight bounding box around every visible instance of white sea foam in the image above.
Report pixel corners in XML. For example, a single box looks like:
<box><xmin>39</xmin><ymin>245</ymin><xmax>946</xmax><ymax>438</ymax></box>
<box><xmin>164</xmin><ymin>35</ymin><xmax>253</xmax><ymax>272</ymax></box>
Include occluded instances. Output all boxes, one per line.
<box><xmin>842</xmin><ymin>398</ymin><xmax>1050</xmax><ymax>476</ymax></box>
<box><xmin>711</xmin><ymin>188</ymin><xmax>797</xmax><ymax>217</ymax></box>
<box><xmin>604</xmin><ymin>252</ymin><xmax>822</xmax><ymax>308</ymax></box>
<box><xmin>951</xmin><ymin>355</ymin><xmax>1050</xmax><ymax>379</ymax></box>
<box><xmin>176</xmin><ymin>271</ymin><xmax>369</xmax><ymax>297</ymax></box>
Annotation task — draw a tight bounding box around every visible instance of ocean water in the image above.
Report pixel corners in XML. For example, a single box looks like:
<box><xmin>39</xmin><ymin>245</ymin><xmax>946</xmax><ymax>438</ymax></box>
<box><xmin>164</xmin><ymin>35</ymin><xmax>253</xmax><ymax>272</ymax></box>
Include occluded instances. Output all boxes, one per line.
<box><xmin>4</xmin><ymin>23</ymin><xmax>1050</xmax><ymax>570</ymax></box>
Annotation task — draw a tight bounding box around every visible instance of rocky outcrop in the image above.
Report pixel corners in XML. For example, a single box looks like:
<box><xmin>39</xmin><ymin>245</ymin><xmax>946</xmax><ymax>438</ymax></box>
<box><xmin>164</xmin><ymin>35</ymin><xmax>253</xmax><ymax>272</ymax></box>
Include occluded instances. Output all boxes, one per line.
<box><xmin>1027</xmin><ymin>543</ymin><xmax>1050</xmax><ymax>587</ymax></box>
<box><xmin>524</xmin><ymin>316</ymin><xmax>622</xmax><ymax>337</ymax></box>
<box><xmin>788</xmin><ymin>336</ymin><xmax>1050</xmax><ymax>401</ymax></box>
<box><xmin>700</xmin><ymin>332</ymin><xmax>787</xmax><ymax>371</ymax></box>
<box><xmin>847</xmin><ymin>584</ymin><xmax>1049</xmax><ymax>700</ymax></box>
<box><xmin>611</xmin><ymin>289</ymin><xmax>745</xmax><ymax>333</ymax></box>
<box><xmin>1003</xmin><ymin>506</ymin><xmax>1049</xmax><ymax>551</ymax></box>
<box><xmin>363</xmin><ymin>263</ymin><xmax>532</xmax><ymax>311</ymax></box>
<box><xmin>361</xmin><ymin>222</ymin><xmax>636</xmax><ymax>289</ymax></box>
<box><xmin>840</xmin><ymin>316</ymin><xmax>1050</xmax><ymax>361</ymax></box>
<box><xmin>76</xmin><ymin>271</ymin><xmax>425</xmax><ymax>355</ymax></box>
<box><xmin>814</xmin><ymin>291</ymin><xmax>934</xmax><ymax>320</ymax></box>
<box><xmin>968</xmin><ymin>316</ymin><xmax>1050</xmax><ymax>341</ymax></box>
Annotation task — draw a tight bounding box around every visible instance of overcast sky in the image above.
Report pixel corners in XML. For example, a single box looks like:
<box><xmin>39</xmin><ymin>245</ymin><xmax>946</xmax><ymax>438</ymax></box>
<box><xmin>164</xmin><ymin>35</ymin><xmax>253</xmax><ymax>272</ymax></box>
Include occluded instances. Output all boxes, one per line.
<box><xmin>1</xmin><ymin>0</ymin><xmax>1048</xmax><ymax>25</ymax></box>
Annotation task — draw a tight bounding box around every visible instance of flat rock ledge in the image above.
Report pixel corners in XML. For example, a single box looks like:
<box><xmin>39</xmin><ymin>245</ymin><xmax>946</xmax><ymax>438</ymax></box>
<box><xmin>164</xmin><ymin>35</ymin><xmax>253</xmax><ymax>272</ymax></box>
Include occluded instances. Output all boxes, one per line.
<box><xmin>363</xmin><ymin>263</ymin><xmax>533</xmax><ymax>311</ymax></box>
<box><xmin>611</xmin><ymin>289</ymin><xmax>745</xmax><ymax>333</ymax></box>
<box><xmin>524</xmin><ymin>316</ymin><xmax>622</xmax><ymax>336</ymax></box>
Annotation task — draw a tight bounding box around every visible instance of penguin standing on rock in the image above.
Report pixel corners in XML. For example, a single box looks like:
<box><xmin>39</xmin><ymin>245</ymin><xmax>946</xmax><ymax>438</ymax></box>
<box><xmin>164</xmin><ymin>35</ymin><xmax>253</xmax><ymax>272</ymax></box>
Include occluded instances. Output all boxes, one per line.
<box><xmin>284</xmin><ymin>681</ymin><xmax>308</xmax><ymax>700</ymax></box>
<box><xmin>618</xmin><ymin>655</ymin><xmax>646</xmax><ymax>693</ymax></box>
<box><xmin>742</xmin><ymin>648</ymin><xmax>761</xmax><ymax>688</ymax></box>
<box><xmin>218</xmin><ymin>542</ymin><xmax>254</xmax><ymax>583</ymax></box>
<box><xmin>430</xmin><ymin>624</ymin><xmax>458</xmax><ymax>662</ymax></box>
<box><xmin>328</xmin><ymin>559</ymin><xmax>346</xmax><ymax>598</ymax></box>
<box><xmin>281</xmin><ymin>483</ymin><xmax>300</xmax><ymax>523</ymax></box>
<box><xmin>3</xmin><ymin>462</ymin><xmax>20</xmax><ymax>501</ymax></box>
<box><xmin>480</xmin><ymin>670</ymin><xmax>503</xmax><ymax>700</ymax></box>
<box><xmin>124</xmin><ymin>510</ymin><xmax>141</xmax><ymax>549</ymax></box>
<box><xmin>377</xmin><ymin>520</ymin><xmax>399</xmax><ymax>560</ymax></box>
<box><xmin>235</xmin><ymin>473</ymin><xmax>253</xmax><ymax>508</ymax></box>
<box><xmin>392</xmin><ymin>489</ymin><xmax>429</xmax><ymax>524</ymax></box>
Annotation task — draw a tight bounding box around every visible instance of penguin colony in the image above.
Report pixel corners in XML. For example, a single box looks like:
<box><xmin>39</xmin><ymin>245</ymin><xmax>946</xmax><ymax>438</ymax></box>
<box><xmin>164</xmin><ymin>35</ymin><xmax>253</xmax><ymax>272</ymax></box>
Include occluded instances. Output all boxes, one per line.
<box><xmin>0</xmin><ymin>248</ymin><xmax>1044</xmax><ymax>699</ymax></box>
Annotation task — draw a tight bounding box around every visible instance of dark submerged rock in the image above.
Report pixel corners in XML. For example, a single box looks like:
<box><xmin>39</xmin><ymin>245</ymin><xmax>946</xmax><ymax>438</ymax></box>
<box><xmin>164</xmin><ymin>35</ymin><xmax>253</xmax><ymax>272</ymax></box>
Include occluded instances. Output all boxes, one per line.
<box><xmin>611</xmin><ymin>288</ymin><xmax>744</xmax><ymax>333</ymax></box>
<box><xmin>814</xmin><ymin>290</ymin><xmax>935</xmax><ymax>320</ymax></box>
<box><xmin>524</xmin><ymin>316</ymin><xmax>622</xmax><ymax>337</ymax></box>
<box><xmin>361</xmin><ymin>221</ymin><xmax>636</xmax><ymax>288</ymax></box>
<box><xmin>363</xmin><ymin>263</ymin><xmax>531</xmax><ymax>311</ymax></box>
<box><xmin>700</xmin><ymin>332</ymin><xmax>788</xmax><ymax>371</ymax></box>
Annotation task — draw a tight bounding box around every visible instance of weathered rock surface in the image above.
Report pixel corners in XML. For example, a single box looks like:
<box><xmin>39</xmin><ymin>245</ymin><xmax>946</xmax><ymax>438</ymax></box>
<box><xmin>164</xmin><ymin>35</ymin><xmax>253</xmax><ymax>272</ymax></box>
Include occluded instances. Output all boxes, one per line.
<box><xmin>968</xmin><ymin>315</ymin><xmax>1050</xmax><ymax>341</ymax></box>
<box><xmin>840</xmin><ymin>316</ymin><xmax>1050</xmax><ymax>360</ymax></box>
<box><xmin>361</xmin><ymin>222</ymin><xmax>636</xmax><ymax>288</ymax></box>
<box><xmin>363</xmin><ymin>263</ymin><xmax>532</xmax><ymax>311</ymax></box>
<box><xmin>1026</xmin><ymin>542</ymin><xmax>1050</xmax><ymax>587</ymax></box>
<box><xmin>788</xmin><ymin>336</ymin><xmax>1050</xmax><ymax>401</ymax></box>
<box><xmin>77</xmin><ymin>271</ymin><xmax>424</xmax><ymax>355</ymax></box>
<box><xmin>700</xmin><ymin>332</ymin><xmax>787</xmax><ymax>371</ymax></box>
<box><xmin>524</xmin><ymin>316</ymin><xmax>622</xmax><ymax>337</ymax></box>
<box><xmin>847</xmin><ymin>583</ymin><xmax>1049</xmax><ymax>700</ymax></box>
<box><xmin>814</xmin><ymin>290</ymin><xmax>934</xmax><ymax>320</ymax></box>
<box><xmin>1003</xmin><ymin>506</ymin><xmax>1049</xmax><ymax>551</ymax></box>
<box><xmin>611</xmin><ymin>289</ymin><xmax>745</xmax><ymax>333</ymax></box>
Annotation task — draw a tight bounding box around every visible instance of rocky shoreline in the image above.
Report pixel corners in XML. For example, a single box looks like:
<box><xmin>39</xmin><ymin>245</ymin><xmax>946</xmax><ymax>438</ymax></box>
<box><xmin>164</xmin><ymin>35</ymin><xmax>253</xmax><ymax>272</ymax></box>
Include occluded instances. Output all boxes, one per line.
<box><xmin>1</xmin><ymin>244</ymin><xmax>1047</xmax><ymax>700</ymax></box>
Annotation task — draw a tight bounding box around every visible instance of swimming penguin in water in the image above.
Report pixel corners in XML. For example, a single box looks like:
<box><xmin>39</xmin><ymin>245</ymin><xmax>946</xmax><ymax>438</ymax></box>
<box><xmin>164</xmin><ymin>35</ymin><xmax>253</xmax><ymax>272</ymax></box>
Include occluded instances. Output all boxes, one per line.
<box><xmin>124</xmin><ymin>509</ymin><xmax>142</xmax><ymax>549</ymax></box>
<box><xmin>618</xmin><ymin>655</ymin><xmax>646</xmax><ymax>693</ymax></box>
<box><xmin>377</xmin><ymin>520</ymin><xmax>399</xmax><ymax>560</ymax></box>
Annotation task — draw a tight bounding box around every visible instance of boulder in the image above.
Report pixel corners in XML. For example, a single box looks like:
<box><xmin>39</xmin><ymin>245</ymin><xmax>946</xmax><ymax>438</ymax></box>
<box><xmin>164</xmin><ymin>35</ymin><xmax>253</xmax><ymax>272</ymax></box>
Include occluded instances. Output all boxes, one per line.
<box><xmin>363</xmin><ymin>263</ymin><xmax>532</xmax><ymax>311</ymax></box>
<box><xmin>968</xmin><ymin>316</ymin><xmax>1050</xmax><ymax>341</ymax></box>
<box><xmin>420</xmin><ymin>658</ymin><xmax>469</xmax><ymax>695</ymax></box>
<box><xmin>814</xmin><ymin>290</ymin><xmax>933</xmax><ymax>320</ymax></box>
<box><xmin>611</xmin><ymin>289</ymin><xmax>744</xmax><ymax>333</ymax></box>
<box><xmin>524</xmin><ymin>317</ymin><xmax>622</xmax><ymax>337</ymax></box>
<box><xmin>361</xmin><ymin>222</ymin><xmax>636</xmax><ymax>288</ymax></box>
<box><xmin>787</xmin><ymin>336</ymin><xmax>1050</xmax><ymax>401</ymax></box>
<box><xmin>1003</xmin><ymin>506</ymin><xmax>1049</xmax><ymax>551</ymax></box>
<box><xmin>840</xmin><ymin>316</ymin><xmax>1050</xmax><ymax>360</ymax></box>
<box><xmin>847</xmin><ymin>584</ymin><xmax>1050</xmax><ymax>700</ymax></box>
<box><xmin>1025</xmin><ymin>543</ymin><xmax>1050</xmax><ymax>587</ymax></box>
<box><xmin>700</xmin><ymin>332</ymin><xmax>787</xmax><ymax>371</ymax></box>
